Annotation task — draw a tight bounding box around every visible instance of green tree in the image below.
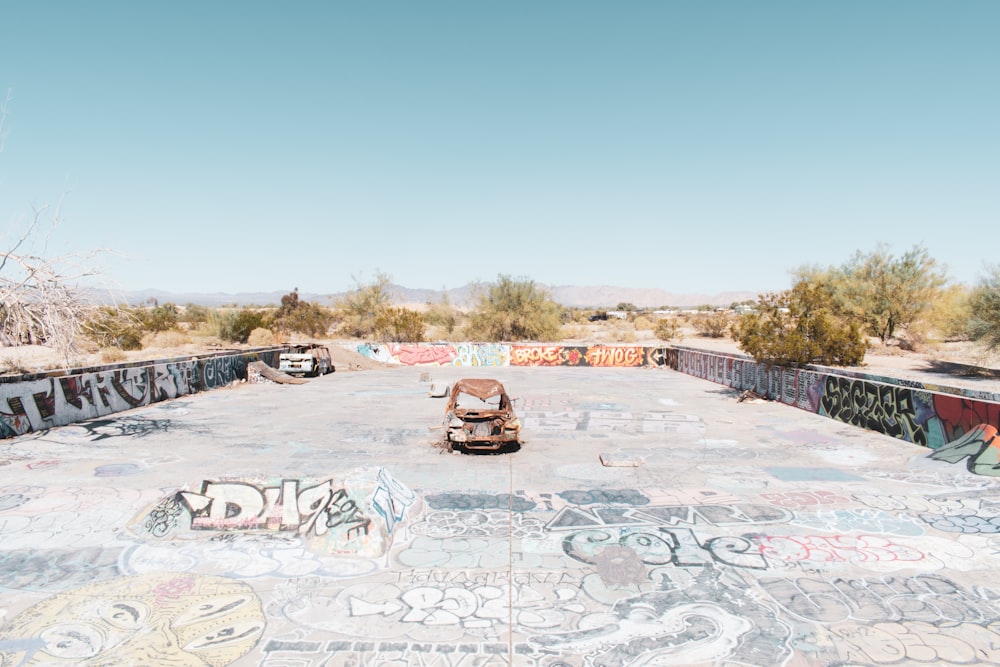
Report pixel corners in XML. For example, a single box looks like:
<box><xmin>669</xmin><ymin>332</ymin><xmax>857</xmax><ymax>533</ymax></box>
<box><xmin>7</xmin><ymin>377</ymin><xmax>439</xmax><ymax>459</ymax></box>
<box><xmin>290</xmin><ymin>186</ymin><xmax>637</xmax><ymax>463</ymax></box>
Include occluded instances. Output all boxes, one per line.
<box><xmin>732</xmin><ymin>279</ymin><xmax>866</xmax><ymax>367</ymax></box>
<box><xmin>967</xmin><ymin>264</ymin><xmax>1000</xmax><ymax>351</ymax></box>
<box><xmin>836</xmin><ymin>243</ymin><xmax>946</xmax><ymax>343</ymax></box>
<box><xmin>334</xmin><ymin>272</ymin><xmax>394</xmax><ymax>338</ymax></box>
<box><xmin>464</xmin><ymin>275</ymin><xmax>563</xmax><ymax>341</ymax></box>
<box><xmin>920</xmin><ymin>284</ymin><xmax>971</xmax><ymax>342</ymax></box>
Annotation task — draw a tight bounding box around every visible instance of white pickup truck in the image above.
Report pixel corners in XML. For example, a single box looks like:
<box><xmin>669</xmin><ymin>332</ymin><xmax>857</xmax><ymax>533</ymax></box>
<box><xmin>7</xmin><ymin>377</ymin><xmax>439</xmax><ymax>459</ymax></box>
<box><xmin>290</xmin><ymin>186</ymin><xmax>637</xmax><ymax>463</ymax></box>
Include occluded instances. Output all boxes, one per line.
<box><xmin>278</xmin><ymin>345</ymin><xmax>334</xmax><ymax>377</ymax></box>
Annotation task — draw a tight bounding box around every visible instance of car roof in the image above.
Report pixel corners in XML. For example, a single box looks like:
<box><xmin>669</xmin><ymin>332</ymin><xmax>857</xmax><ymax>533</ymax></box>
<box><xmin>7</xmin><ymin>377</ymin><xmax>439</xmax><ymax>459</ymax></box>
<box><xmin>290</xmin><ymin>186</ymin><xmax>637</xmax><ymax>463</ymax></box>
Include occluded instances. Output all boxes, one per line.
<box><xmin>451</xmin><ymin>378</ymin><xmax>507</xmax><ymax>400</ymax></box>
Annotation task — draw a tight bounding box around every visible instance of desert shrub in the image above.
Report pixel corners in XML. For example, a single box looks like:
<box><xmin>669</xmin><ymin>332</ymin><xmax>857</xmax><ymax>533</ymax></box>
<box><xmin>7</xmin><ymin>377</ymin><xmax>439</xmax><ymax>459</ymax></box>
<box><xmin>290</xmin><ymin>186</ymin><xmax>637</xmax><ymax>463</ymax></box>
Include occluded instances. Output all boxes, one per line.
<box><xmin>732</xmin><ymin>283</ymin><xmax>865</xmax><ymax>367</ymax></box>
<box><xmin>270</xmin><ymin>289</ymin><xmax>333</xmax><ymax>337</ymax></box>
<box><xmin>211</xmin><ymin>308</ymin><xmax>265</xmax><ymax>343</ymax></box>
<box><xmin>560</xmin><ymin>323</ymin><xmax>586</xmax><ymax>340</ymax></box>
<box><xmin>609</xmin><ymin>321</ymin><xmax>638</xmax><ymax>343</ymax></box>
<box><xmin>464</xmin><ymin>275</ymin><xmax>563</xmax><ymax>341</ymax></box>
<box><xmin>693</xmin><ymin>312</ymin><xmax>732</xmax><ymax>338</ymax></box>
<box><xmin>374</xmin><ymin>307</ymin><xmax>426</xmax><ymax>342</ymax></box>
<box><xmin>82</xmin><ymin>306</ymin><xmax>144</xmax><ymax>350</ymax></box>
<box><xmin>179</xmin><ymin>303</ymin><xmax>210</xmax><ymax>324</ymax></box>
<box><xmin>654</xmin><ymin>318</ymin><xmax>682</xmax><ymax>342</ymax></box>
<box><xmin>140</xmin><ymin>302</ymin><xmax>179</xmax><ymax>332</ymax></box>
<box><xmin>423</xmin><ymin>295</ymin><xmax>461</xmax><ymax>336</ymax></box>
<box><xmin>247</xmin><ymin>328</ymin><xmax>277</xmax><ymax>346</ymax></box>
<box><xmin>100</xmin><ymin>347</ymin><xmax>128</xmax><ymax>363</ymax></box>
<box><xmin>334</xmin><ymin>273</ymin><xmax>394</xmax><ymax>338</ymax></box>
<box><xmin>632</xmin><ymin>315</ymin><xmax>655</xmax><ymax>331</ymax></box>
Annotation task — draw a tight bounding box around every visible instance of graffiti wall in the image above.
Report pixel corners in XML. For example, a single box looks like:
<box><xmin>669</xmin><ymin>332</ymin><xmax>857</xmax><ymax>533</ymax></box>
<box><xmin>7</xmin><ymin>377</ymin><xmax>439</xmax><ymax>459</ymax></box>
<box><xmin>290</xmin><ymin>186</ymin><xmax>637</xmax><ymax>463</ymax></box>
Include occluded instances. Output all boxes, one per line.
<box><xmin>0</xmin><ymin>348</ymin><xmax>285</xmax><ymax>439</ymax></box>
<box><xmin>672</xmin><ymin>346</ymin><xmax>1000</xmax><ymax>476</ymax></box>
<box><xmin>349</xmin><ymin>342</ymin><xmax>1000</xmax><ymax>475</ymax></box>
<box><xmin>352</xmin><ymin>343</ymin><xmax>672</xmax><ymax>368</ymax></box>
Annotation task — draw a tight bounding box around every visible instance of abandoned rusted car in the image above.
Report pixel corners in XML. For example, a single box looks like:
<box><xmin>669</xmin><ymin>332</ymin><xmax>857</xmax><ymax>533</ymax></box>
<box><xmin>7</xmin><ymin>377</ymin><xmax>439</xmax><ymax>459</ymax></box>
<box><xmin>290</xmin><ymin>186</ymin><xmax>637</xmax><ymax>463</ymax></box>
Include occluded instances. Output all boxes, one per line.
<box><xmin>444</xmin><ymin>378</ymin><xmax>521</xmax><ymax>452</ymax></box>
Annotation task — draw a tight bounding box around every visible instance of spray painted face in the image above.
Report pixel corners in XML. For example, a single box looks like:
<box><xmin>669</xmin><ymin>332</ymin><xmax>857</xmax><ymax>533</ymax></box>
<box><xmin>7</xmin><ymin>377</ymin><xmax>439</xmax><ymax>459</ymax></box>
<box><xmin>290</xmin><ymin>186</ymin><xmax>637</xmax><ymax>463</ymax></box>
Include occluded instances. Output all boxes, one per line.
<box><xmin>0</xmin><ymin>573</ymin><xmax>265</xmax><ymax>666</ymax></box>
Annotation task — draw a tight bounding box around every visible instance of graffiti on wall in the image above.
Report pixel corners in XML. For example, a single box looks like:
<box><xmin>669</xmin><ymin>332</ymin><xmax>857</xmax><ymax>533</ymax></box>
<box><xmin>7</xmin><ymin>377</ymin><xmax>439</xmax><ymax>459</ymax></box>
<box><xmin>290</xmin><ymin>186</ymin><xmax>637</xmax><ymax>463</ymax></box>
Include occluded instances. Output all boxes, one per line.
<box><xmin>352</xmin><ymin>343</ymin><xmax>671</xmax><ymax>368</ymax></box>
<box><xmin>674</xmin><ymin>348</ymin><xmax>1000</xmax><ymax>476</ymax></box>
<box><xmin>0</xmin><ymin>350</ymin><xmax>282</xmax><ymax>439</ymax></box>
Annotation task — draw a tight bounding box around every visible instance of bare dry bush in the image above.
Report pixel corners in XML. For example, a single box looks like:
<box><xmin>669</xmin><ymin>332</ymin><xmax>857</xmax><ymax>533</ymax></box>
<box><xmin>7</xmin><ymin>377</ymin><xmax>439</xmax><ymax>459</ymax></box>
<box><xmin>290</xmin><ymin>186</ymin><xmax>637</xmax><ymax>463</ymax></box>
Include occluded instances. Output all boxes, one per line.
<box><xmin>560</xmin><ymin>323</ymin><xmax>587</xmax><ymax>340</ymax></box>
<box><xmin>0</xmin><ymin>355</ymin><xmax>30</xmax><ymax>374</ymax></box>
<box><xmin>632</xmin><ymin>315</ymin><xmax>655</xmax><ymax>331</ymax></box>
<box><xmin>693</xmin><ymin>312</ymin><xmax>733</xmax><ymax>338</ymax></box>
<box><xmin>654</xmin><ymin>317</ymin><xmax>683</xmax><ymax>342</ymax></box>
<box><xmin>609</xmin><ymin>321</ymin><xmax>638</xmax><ymax>343</ymax></box>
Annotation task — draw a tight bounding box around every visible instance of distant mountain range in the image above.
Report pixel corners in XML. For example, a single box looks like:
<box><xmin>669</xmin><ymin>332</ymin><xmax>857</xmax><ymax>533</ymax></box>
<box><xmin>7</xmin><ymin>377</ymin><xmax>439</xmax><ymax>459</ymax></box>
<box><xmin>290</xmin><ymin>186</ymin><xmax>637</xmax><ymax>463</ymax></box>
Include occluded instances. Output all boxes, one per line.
<box><xmin>111</xmin><ymin>283</ymin><xmax>758</xmax><ymax>310</ymax></box>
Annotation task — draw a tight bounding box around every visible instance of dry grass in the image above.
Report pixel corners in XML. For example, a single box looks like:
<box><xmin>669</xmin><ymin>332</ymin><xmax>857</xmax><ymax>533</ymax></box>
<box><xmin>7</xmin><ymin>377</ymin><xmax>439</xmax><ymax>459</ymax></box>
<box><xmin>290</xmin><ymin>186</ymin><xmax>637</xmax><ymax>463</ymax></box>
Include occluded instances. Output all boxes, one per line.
<box><xmin>100</xmin><ymin>348</ymin><xmax>128</xmax><ymax>363</ymax></box>
<box><xmin>141</xmin><ymin>329</ymin><xmax>193</xmax><ymax>349</ymax></box>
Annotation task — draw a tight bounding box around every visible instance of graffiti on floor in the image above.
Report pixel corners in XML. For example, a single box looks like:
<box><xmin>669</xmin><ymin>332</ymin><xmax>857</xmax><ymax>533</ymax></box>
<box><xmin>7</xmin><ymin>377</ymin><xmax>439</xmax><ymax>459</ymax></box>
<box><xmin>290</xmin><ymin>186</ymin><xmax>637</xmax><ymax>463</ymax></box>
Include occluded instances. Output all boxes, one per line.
<box><xmin>181</xmin><ymin>479</ymin><xmax>373</xmax><ymax>539</ymax></box>
<box><xmin>131</xmin><ymin>468</ymin><xmax>419</xmax><ymax>558</ymax></box>
<box><xmin>0</xmin><ymin>545</ymin><xmax>123</xmax><ymax>591</ymax></box>
<box><xmin>0</xmin><ymin>573</ymin><xmax>264</xmax><ymax>666</ymax></box>
<box><xmin>4</xmin><ymin>475</ymin><xmax>1000</xmax><ymax>666</ymax></box>
<box><xmin>522</xmin><ymin>409</ymin><xmax>705</xmax><ymax>434</ymax></box>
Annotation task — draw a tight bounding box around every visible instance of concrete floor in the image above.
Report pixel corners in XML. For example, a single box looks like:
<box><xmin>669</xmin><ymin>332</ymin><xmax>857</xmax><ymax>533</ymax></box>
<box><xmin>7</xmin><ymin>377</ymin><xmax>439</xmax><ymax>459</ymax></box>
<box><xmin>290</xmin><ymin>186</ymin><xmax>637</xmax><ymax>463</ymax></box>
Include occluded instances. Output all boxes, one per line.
<box><xmin>1</xmin><ymin>365</ymin><xmax>998</xmax><ymax>666</ymax></box>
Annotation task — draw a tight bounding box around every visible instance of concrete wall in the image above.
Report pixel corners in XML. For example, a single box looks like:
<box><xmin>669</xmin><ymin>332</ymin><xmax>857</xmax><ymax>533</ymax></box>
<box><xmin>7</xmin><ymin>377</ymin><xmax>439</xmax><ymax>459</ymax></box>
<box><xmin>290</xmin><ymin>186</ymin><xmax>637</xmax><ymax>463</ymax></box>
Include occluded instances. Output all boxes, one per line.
<box><xmin>354</xmin><ymin>342</ymin><xmax>672</xmax><ymax>367</ymax></box>
<box><xmin>670</xmin><ymin>345</ymin><xmax>1000</xmax><ymax>476</ymax></box>
<box><xmin>0</xmin><ymin>347</ymin><xmax>286</xmax><ymax>438</ymax></box>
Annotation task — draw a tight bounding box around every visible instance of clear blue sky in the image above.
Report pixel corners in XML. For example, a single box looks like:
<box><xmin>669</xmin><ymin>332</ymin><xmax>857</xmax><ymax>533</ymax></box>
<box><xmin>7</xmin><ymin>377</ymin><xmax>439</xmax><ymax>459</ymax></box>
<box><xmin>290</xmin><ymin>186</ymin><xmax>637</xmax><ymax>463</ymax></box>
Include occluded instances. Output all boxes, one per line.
<box><xmin>2</xmin><ymin>2</ymin><xmax>997</xmax><ymax>298</ymax></box>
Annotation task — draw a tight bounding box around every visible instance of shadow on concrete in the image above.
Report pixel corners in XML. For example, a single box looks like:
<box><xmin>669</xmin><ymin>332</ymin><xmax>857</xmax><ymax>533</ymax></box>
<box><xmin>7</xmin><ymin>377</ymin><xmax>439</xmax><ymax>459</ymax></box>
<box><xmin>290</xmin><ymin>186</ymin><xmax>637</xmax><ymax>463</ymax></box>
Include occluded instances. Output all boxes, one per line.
<box><xmin>924</xmin><ymin>359</ymin><xmax>1000</xmax><ymax>380</ymax></box>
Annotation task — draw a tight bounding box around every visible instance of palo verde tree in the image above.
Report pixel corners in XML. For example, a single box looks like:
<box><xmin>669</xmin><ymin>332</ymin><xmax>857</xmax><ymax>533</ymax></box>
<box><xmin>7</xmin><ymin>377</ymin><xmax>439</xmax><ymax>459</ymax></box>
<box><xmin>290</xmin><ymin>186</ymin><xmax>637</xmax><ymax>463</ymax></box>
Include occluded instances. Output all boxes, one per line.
<box><xmin>732</xmin><ymin>278</ymin><xmax>866</xmax><ymax>367</ymax></box>
<box><xmin>464</xmin><ymin>274</ymin><xmax>563</xmax><ymax>341</ymax></box>
<box><xmin>332</xmin><ymin>272</ymin><xmax>426</xmax><ymax>341</ymax></box>
<box><xmin>834</xmin><ymin>243</ymin><xmax>947</xmax><ymax>343</ymax></box>
<box><xmin>334</xmin><ymin>272</ymin><xmax>395</xmax><ymax>338</ymax></box>
<box><xmin>967</xmin><ymin>264</ymin><xmax>1000</xmax><ymax>352</ymax></box>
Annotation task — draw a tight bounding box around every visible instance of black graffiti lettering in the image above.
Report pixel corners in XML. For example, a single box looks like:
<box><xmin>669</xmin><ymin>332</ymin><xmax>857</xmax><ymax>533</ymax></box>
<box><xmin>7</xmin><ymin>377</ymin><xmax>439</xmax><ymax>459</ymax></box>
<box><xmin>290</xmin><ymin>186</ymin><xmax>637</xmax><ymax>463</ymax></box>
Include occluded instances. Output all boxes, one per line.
<box><xmin>821</xmin><ymin>377</ymin><xmax>928</xmax><ymax>446</ymax></box>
